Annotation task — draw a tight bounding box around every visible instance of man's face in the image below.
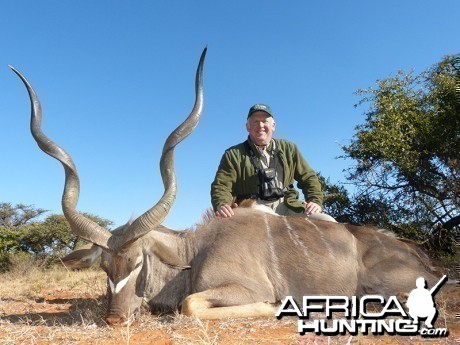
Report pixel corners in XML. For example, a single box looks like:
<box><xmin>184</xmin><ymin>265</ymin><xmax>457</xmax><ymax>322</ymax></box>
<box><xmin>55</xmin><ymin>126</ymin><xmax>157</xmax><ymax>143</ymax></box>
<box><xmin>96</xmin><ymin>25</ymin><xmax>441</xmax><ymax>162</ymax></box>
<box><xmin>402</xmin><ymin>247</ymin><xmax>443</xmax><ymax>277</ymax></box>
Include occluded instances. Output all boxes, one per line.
<box><xmin>246</xmin><ymin>111</ymin><xmax>276</xmax><ymax>146</ymax></box>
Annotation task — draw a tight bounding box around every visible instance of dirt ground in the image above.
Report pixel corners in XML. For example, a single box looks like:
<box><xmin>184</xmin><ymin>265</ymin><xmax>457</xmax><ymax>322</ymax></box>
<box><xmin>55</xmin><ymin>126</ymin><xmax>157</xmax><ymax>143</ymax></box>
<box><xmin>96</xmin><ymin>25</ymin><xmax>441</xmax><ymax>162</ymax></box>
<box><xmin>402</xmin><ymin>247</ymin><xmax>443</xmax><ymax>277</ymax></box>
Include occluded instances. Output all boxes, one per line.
<box><xmin>0</xmin><ymin>268</ymin><xmax>458</xmax><ymax>344</ymax></box>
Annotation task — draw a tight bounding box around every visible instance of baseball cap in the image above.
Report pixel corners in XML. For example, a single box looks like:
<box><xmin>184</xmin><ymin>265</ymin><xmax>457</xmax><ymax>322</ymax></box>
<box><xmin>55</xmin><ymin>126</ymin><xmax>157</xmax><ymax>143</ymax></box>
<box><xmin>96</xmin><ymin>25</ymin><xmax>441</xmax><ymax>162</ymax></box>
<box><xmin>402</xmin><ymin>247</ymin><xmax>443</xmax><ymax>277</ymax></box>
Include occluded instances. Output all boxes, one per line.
<box><xmin>247</xmin><ymin>104</ymin><xmax>274</xmax><ymax>119</ymax></box>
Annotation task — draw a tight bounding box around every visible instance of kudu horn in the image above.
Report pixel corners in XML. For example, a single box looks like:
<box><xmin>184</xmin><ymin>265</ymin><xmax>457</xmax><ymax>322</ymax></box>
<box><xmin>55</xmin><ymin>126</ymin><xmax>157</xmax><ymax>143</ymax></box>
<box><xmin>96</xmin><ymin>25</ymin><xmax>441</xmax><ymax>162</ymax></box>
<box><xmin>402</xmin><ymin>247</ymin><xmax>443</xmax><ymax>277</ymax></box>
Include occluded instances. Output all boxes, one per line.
<box><xmin>10</xmin><ymin>46</ymin><xmax>207</xmax><ymax>251</ymax></box>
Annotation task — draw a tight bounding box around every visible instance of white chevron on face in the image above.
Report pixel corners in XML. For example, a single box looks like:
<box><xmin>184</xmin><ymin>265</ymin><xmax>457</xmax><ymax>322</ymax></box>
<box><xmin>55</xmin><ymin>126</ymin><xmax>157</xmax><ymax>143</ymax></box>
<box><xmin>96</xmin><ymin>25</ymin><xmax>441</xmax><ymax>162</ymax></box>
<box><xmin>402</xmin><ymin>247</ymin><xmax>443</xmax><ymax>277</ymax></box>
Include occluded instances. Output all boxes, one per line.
<box><xmin>109</xmin><ymin>256</ymin><xmax>143</xmax><ymax>294</ymax></box>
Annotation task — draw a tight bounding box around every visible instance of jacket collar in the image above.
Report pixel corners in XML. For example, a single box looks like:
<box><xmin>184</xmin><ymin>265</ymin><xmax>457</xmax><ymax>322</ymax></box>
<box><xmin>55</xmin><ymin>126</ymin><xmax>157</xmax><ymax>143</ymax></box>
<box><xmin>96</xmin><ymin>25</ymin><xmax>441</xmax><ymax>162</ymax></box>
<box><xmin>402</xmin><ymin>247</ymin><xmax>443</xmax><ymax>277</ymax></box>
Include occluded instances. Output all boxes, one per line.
<box><xmin>247</xmin><ymin>136</ymin><xmax>275</xmax><ymax>156</ymax></box>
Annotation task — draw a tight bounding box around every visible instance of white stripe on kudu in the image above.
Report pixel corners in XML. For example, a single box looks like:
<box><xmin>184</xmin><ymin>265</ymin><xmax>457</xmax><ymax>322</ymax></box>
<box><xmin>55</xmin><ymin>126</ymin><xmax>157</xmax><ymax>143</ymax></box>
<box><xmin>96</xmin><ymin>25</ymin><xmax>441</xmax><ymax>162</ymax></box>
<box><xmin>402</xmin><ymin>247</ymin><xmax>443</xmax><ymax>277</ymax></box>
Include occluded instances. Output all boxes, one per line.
<box><xmin>283</xmin><ymin>217</ymin><xmax>310</xmax><ymax>257</ymax></box>
<box><xmin>109</xmin><ymin>264</ymin><xmax>143</xmax><ymax>295</ymax></box>
<box><xmin>263</xmin><ymin>214</ymin><xmax>288</xmax><ymax>294</ymax></box>
<box><xmin>305</xmin><ymin>217</ymin><xmax>333</xmax><ymax>257</ymax></box>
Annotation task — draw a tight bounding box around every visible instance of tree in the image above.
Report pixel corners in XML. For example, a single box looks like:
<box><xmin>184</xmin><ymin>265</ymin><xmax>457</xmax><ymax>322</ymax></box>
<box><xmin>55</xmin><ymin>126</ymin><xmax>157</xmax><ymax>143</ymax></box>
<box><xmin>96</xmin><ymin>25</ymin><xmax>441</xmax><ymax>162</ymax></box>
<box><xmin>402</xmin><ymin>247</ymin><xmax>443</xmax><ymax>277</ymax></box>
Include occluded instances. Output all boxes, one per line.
<box><xmin>19</xmin><ymin>213</ymin><xmax>112</xmax><ymax>257</ymax></box>
<box><xmin>0</xmin><ymin>202</ymin><xmax>113</xmax><ymax>271</ymax></box>
<box><xmin>0</xmin><ymin>202</ymin><xmax>47</xmax><ymax>253</ymax></box>
<box><xmin>321</xmin><ymin>176</ymin><xmax>398</xmax><ymax>228</ymax></box>
<box><xmin>335</xmin><ymin>55</ymin><xmax>459</xmax><ymax>254</ymax></box>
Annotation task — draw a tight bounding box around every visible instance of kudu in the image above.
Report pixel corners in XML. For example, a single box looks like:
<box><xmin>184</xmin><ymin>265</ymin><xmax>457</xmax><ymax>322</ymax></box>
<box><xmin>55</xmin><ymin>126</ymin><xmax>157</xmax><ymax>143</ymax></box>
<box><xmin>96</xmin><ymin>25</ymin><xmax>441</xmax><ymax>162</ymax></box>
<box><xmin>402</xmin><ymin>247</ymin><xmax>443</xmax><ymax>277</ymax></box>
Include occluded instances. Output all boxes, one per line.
<box><xmin>11</xmin><ymin>48</ymin><xmax>439</xmax><ymax>326</ymax></box>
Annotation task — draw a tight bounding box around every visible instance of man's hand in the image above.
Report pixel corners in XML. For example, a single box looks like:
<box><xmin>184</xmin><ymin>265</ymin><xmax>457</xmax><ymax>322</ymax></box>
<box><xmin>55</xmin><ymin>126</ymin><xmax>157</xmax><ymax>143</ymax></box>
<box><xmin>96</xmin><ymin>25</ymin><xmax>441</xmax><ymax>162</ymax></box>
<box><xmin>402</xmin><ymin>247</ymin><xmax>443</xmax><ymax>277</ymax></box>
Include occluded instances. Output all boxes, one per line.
<box><xmin>215</xmin><ymin>203</ymin><xmax>238</xmax><ymax>218</ymax></box>
<box><xmin>303</xmin><ymin>201</ymin><xmax>322</xmax><ymax>215</ymax></box>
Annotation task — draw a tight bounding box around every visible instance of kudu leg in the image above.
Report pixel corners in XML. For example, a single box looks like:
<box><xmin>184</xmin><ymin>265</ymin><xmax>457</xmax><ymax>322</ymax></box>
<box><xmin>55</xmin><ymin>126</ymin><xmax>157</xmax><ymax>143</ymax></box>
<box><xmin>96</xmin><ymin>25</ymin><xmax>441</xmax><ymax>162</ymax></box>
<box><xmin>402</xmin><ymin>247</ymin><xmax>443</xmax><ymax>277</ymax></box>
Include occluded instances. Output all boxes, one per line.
<box><xmin>181</xmin><ymin>284</ymin><xmax>277</xmax><ymax>319</ymax></box>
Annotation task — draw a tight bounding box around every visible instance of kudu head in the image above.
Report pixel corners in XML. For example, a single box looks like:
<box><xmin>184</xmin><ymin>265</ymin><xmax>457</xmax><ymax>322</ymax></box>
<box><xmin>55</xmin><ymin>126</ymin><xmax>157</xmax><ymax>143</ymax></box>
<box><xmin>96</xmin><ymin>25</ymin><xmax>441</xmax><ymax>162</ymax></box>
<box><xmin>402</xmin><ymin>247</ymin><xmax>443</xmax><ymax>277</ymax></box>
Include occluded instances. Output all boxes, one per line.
<box><xmin>10</xmin><ymin>47</ymin><xmax>207</xmax><ymax>325</ymax></box>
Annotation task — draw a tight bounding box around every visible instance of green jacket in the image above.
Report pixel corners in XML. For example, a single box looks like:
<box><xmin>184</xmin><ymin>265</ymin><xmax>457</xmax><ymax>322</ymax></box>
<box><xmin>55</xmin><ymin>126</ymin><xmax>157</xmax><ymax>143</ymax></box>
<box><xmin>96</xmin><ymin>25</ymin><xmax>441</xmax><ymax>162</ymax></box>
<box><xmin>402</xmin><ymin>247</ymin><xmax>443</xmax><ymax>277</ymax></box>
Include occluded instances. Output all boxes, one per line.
<box><xmin>211</xmin><ymin>138</ymin><xmax>323</xmax><ymax>213</ymax></box>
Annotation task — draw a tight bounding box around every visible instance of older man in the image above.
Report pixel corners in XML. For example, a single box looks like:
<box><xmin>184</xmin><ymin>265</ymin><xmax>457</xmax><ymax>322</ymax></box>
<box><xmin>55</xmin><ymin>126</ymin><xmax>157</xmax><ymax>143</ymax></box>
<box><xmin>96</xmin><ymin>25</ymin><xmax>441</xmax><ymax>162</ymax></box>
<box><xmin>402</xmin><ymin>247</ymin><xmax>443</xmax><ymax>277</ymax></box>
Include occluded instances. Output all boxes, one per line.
<box><xmin>211</xmin><ymin>104</ymin><xmax>336</xmax><ymax>222</ymax></box>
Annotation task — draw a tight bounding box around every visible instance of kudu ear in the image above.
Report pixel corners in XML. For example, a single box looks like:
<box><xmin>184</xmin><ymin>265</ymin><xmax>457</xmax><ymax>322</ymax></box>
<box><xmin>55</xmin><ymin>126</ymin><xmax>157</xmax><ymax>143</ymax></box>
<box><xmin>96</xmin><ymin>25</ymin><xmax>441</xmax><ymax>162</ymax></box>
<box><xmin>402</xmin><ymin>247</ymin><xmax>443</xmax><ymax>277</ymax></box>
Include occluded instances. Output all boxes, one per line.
<box><xmin>61</xmin><ymin>244</ymin><xmax>102</xmax><ymax>270</ymax></box>
<box><xmin>151</xmin><ymin>242</ymin><xmax>191</xmax><ymax>270</ymax></box>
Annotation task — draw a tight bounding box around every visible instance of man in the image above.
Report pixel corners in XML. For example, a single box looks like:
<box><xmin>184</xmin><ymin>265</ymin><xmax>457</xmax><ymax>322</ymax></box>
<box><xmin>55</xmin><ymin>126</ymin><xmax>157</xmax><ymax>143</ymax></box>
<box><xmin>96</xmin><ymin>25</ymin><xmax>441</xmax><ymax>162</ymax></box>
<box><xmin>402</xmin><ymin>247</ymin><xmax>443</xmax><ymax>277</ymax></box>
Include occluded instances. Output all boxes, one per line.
<box><xmin>211</xmin><ymin>103</ymin><xmax>336</xmax><ymax>222</ymax></box>
<box><xmin>407</xmin><ymin>277</ymin><xmax>437</xmax><ymax>328</ymax></box>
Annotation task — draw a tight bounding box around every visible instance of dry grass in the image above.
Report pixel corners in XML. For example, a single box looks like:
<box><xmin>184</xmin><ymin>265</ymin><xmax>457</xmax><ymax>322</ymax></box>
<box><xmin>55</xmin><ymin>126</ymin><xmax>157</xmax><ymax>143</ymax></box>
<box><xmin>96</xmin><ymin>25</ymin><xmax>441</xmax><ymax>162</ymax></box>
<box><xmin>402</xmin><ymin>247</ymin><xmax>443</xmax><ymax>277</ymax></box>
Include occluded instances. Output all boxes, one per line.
<box><xmin>0</xmin><ymin>262</ymin><xmax>299</xmax><ymax>344</ymax></box>
<box><xmin>0</xmin><ymin>261</ymin><xmax>458</xmax><ymax>344</ymax></box>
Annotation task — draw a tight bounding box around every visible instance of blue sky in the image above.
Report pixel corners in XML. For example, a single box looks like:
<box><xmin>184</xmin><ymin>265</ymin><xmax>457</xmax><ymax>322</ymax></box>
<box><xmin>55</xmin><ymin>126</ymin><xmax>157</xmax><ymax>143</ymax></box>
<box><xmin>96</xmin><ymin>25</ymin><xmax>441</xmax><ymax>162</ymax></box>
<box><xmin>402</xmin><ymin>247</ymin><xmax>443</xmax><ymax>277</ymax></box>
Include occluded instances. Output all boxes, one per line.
<box><xmin>1</xmin><ymin>1</ymin><xmax>458</xmax><ymax>230</ymax></box>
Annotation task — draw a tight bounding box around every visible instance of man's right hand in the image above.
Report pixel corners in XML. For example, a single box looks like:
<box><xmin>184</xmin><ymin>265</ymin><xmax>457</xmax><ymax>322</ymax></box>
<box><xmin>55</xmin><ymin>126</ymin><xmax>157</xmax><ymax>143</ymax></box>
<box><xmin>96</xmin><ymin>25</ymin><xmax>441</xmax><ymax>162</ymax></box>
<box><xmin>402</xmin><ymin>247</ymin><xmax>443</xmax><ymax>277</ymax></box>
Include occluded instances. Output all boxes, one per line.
<box><xmin>215</xmin><ymin>203</ymin><xmax>238</xmax><ymax>218</ymax></box>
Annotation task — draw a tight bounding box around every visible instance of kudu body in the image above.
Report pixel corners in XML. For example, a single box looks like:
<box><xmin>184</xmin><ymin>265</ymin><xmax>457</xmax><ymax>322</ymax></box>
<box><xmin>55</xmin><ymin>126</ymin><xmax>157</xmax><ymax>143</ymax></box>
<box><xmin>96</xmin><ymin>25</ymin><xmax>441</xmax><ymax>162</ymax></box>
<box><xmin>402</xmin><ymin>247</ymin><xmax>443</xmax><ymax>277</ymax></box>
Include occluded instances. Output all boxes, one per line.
<box><xmin>11</xmin><ymin>49</ymin><xmax>439</xmax><ymax>325</ymax></box>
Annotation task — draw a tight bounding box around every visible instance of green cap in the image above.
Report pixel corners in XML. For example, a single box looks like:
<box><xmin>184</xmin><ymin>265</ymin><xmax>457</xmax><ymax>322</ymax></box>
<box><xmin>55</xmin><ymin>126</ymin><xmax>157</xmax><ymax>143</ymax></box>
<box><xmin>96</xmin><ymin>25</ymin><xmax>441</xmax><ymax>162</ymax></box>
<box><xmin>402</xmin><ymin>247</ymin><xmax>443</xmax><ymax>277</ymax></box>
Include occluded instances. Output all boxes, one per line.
<box><xmin>247</xmin><ymin>104</ymin><xmax>274</xmax><ymax>119</ymax></box>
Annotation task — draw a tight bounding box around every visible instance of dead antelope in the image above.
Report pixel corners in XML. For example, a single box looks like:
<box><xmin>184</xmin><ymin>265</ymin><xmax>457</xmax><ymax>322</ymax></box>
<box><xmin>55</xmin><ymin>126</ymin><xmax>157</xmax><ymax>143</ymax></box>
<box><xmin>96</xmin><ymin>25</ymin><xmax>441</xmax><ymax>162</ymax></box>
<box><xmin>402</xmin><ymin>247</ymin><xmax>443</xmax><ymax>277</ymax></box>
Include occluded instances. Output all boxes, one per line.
<box><xmin>11</xmin><ymin>48</ymin><xmax>439</xmax><ymax>326</ymax></box>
